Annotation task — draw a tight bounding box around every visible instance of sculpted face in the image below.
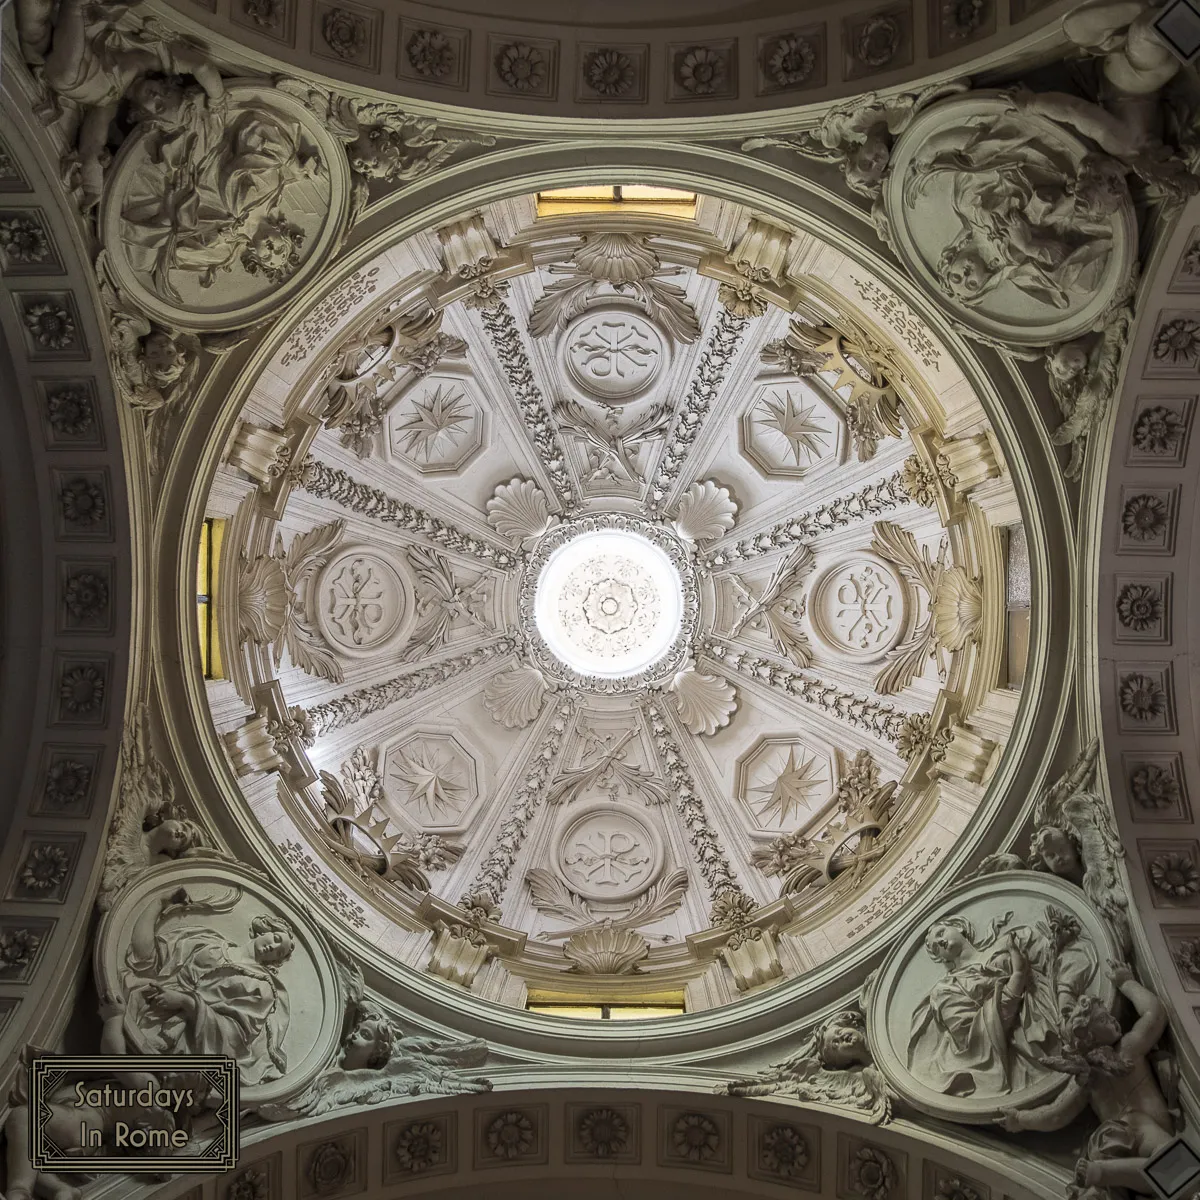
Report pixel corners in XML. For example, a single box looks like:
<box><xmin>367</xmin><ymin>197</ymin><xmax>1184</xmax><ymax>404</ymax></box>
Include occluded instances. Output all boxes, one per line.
<box><xmin>821</xmin><ymin>1023</ymin><xmax>867</xmax><ymax>1069</ymax></box>
<box><xmin>340</xmin><ymin>1018</ymin><xmax>389</xmax><ymax>1069</ymax></box>
<box><xmin>942</xmin><ymin>246</ymin><xmax>990</xmax><ymax>302</ymax></box>
<box><xmin>252</xmin><ymin>929</ymin><xmax>294</xmax><ymax>965</ymax></box>
<box><xmin>141</xmin><ymin>331</ymin><xmax>187</xmax><ymax>384</ymax></box>
<box><xmin>1047</xmin><ymin>343</ymin><xmax>1087</xmax><ymax>384</ymax></box>
<box><xmin>153</xmin><ymin>819</ymin><xmax>190</xmax><ymax>853</ymax></box>
<box><xmin>924</xmin><ymin>922</ymin><xmax>965</xmax><ymax>964</ymax></box>
<box><xmin>128</xmin><ymin>78</ymin><xmax>183</xmax><ymax>122</ymax></box>
<box><xmin>1035</xmin><ymin>828</ymin><xmax>1080</xmax><ymax>876</ymax></box>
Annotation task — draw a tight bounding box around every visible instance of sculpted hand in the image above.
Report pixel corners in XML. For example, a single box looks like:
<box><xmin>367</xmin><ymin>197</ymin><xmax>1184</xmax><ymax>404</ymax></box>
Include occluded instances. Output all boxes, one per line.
<box><xmin>1108</xmin><ymin>958</ymin><xmax>1134</xmax><ymax>987</ymax></box>
<box><xmin>98</xmin><ymin>991</ymin><xmax>126</xmax><ymax>1021</ymax></box>
<box><xmin>147</xmin><ymin>986</ymin><xmax>191</xmax><ymax>1012</ymax></box>
<box><xmin>995</xmin><ymin>1109</ymin><xmax>1025</xmax><ymax>1133</ymax></box>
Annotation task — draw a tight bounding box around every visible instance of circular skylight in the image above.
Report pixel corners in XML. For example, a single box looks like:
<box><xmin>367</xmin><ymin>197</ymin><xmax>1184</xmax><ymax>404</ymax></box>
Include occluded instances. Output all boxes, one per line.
<box><xmin>534</xmin><ymin>528</ymin><xmax>684</xmax><ymax>679</ymax></box>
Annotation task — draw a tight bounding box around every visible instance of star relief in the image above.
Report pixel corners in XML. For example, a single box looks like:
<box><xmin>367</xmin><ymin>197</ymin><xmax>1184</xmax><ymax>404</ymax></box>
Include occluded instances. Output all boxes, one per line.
<box><xmin>388</xmin><ymin>744</ymin><xmax>468</xmax><ymax>821</ymax></box>
<box><xmin>756</xmin><ymin>390</ymin><xmax>828</xmax><ymax>466</ymax></box>
<box><xmin>752</xmin><ymin>746</ymin><xmax>826</xmax><ymax>825</ymax></box>
<box><xmin>395</xmin><ymin>384</ymin><xmax>473</xmax><ymax>462</ymax></box>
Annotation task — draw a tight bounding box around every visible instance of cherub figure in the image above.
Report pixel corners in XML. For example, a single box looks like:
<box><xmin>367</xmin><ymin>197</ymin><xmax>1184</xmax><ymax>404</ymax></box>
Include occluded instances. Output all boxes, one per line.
<box><xmin>1063</xmin><ymin>1</ymin><xmax>1182</xmax><ymax>99</ymax></box>
<box><xmin>1021</xmin><ymin>741</ymin><xmax>1131</xmax><ymax>953</ymax></box>
<box><xmin>14</xmin><ymin>0</ymin><xmax>226</xmax><ymax>208</ymax></box>
<box><xmin>97</xmin><ymin>705</ymin><xmax>222</xmax><ymax>911</ymax></box>
<box><xmin>1046</xmin><ymin>306</ymin><xmax>1134</xmax><ymax>481</ymax></box>
<box><xmin>743</xmin><ymin>83</ymin><xmax>967</xmax><ymax>200</ymax></box>
<box><xmin>259</xmin><ymin>1003</ymin><xmax>491</xmax><ymax>1119</ymax></box>
<box><xmin>998</xmin><ymin>960</ymin><xmax>1174</xmax><ymax>1198</ymax></box>
<box><xmin>718</xmin><ymin>1009</ymin><xmax>893</xmax><ymax>1124</ymax></box>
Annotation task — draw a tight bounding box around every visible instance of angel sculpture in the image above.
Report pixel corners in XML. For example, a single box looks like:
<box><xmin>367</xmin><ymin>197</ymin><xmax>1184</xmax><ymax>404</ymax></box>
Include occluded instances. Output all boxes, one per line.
<box><xmin>97</xmin><ymin>256</ymin><xmax>200</xmax><ymax>472</ymax></box>
<box><xmin>717</xmin><ymin>1009</ymin><xmax>893</xmax><ymax>1124</ymax></box>
<box><xmin>275</xmin><ymin>82</ymin><xmax>493</xmax><ymax>200</ymax></box>
<box><xmin>1029</xmin><ymin>741</ymin><xmax>1130</xmax><ymax>953</ymax></box>
<box><xmin>259</xmin><ymin>1003</ymin><xmax>491</xmax><ymax>1120</ymax></box>
<box><xmin>98</xmin><ymin>706</ymin><xmax>223</xmax><ymax>911</ymax></box>
<box><xmin>726</xmin><ymin>544</ymin><xmax>816</xmax><ymax>668</ymax></box>
<box><xmin>1047</xmin><ymin>305</ymin><xmax>1134</xmax><ymax>481</ymax></box>
<box><xmin>14</xmin><ymin>0</ymin><xmax>226</xmax><ymax>208</ymax></box>
<box><xmin>1063</xmin><ymin>0</ymin><xmax>1182</xmax><ymax>100</ymax></box>
<box><xmin>404</xmin><ymin>545</ymin><xmax>493</xmax><ymax>659</ymax></box>
<box><xmin>552</xmin><ymin>396</ymin><xmax>672</xmax><ymax>486</ymax></box>
<box><xmin>742</xmin><ymin>83</ymin><xmax>967</xmax><ymax>203</ymax></box>
<box><xmin>998</xmin><ymin>960</ymin><xmax>1175</xmax><ymax>1199</ymax></box>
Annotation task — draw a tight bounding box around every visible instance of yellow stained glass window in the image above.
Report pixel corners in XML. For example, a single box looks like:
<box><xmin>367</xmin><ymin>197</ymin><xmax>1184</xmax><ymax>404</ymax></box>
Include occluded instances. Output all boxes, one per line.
<box><xmin>527</xmin><ymin>1001</ymin><xmax>685</xmax><ymax>1020</ymax></box>
<box><xmin>536</xmin><ymin>184</ymin><xmax>697</xmax><ymax>219</ymax></box>
<box><xmin>197</xmin><ymin>517</ymin><xmax>225</xmax><ymax>679</ymax></box>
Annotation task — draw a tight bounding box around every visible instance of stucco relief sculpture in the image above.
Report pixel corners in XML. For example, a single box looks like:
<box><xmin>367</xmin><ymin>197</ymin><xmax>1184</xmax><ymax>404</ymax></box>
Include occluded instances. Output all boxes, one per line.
<box><xmin>742</xmin><ymin>84</ymin><xmax>967</xmax><ymax>235</ymax></box>
<box><xmin>975</xmin><ymin>742</ymin><xmax>1130</xmax><ymax>953</ymax></box>
<box><xmin>865</xmin><ymin>875</ymin><xmax>1119</xmax><ymax>1122</ymax></box>
<box><xmin>236</xmin><ymin>518</ymin><xmax>347</xmax><ymax>684</ymax></box>
<box><xmin>997</xmin><ymin>960</ymin><xmax>1176</xmax><ymax>1198</ymax></box>
<box><xmin>552</xmin><ymin>394</ymin><xmax>672</xmax><ymax>487</ymax></box>
<box><xmin>97</xmin><ymin>861</ymin><xmax>346</xmax><ymax>1106</ymax></box>
<box><xmin>15</xmin><ymin>0</ymin><xmax>226</xmax><ymax>208</ymax></box>
<box><xmin>881</xmin><ymin>91</ymin><xmax>1148</xmax><ymax>346</ymax></box>
<box><xmin>313</xmin><ymin>547</ymin><xmax>415</xmax><ymax>658</ymax></box>
<box><xmin>258</xmin><ymin>1001</ymin><xmax>491</xmax><ymax>1118</ymax></box>
<box><xmin>4</xmin><ymin>993</ymin><xmax>191</xmax><ymax>1200</ymax></box>
<box><xmin>324</xmin><ymin>307</ymin><xmax>468</xmax><ymax>459</ymax></box>
<box><xmin>719</xmin><ymin>1009</ymin><xmax>894</xmax><ymax>1124</ymax></box>
<box><xmin>1063</xmin><ymin>0</ymin><xmax>1185</xmax><ymax>105</ymax></box>
<box><xmin>529</xmin><ymin>232</ymin><xmax>701</xmax><ymax>344</ymax></box>
<box><xmin>724</xmin><ymin>544</ymin><xmax>816</xmax><ymax>668</ymax></box>
<box><xmin>100</xmin><ymin>81</ymin><xmax>353</xmax><ymax>330</ymax></box>
<box><xmin>99</xmin><ymin>706</ymin><xmax>226</xmax><ymax>912</ymax></box>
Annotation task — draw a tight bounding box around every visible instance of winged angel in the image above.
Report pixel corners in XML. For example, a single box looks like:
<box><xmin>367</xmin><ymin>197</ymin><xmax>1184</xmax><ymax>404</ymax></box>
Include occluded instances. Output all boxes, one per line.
<box><xmin>742</xmin><ymin>83</ymin><xmax>967</xmax><ymax>239</ymax></box>
<box><xmin>717</xmin><ymin>1009</ymin><xmax>893</xmax><ymax>1124</ymax></box>
<box><xmin>98</xmin><ymin>705</ymin><xmax>227</xmax><ymax>911</ymax></box>
<box><xmin>976</xmin><ymin>741</ymin><xmax>1130</xmax><ymax>953</ymax></box>
<box><xmin>275</xmin><ymin>82</ymin><xmax>493</xmax><ymax>216</ymax></box>
<box><xmin>260</xmin><ymin>1002</ymin><xmax>491</xmax><ymax>1119</ymax></box>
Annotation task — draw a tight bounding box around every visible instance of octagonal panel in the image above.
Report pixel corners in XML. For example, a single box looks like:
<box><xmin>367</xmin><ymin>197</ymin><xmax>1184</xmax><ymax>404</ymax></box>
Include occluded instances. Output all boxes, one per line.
<box><xmin>386</xmin><ymin>368</ymin><xmax>485</xmax><ymax>475</ymax></box>
<box><xmin>740</xmin><ymin>379</ymin><xmax>843</xmax><ymax>479</ymax></box>
<box><xmin>381</xmin><ymin>728</ymin><xmax>482</xmax><ymax>834</ymax></box>
<box><xmin>734</xmin><ymin>734</ymin><xmax>836</xmax><ymax>834</ymax></box>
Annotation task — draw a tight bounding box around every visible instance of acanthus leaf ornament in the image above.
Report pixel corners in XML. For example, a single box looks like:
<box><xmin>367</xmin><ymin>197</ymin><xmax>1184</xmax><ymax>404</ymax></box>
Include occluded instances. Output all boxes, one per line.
<box><xmin>674</xmin><ymin>480</ymin><xmax>738</xmax><ymax>543</ymax></box>
<box><xmin>482</xmin><ymin>667</ymin><xmax>548</xmax><ymax>729</ymax></box>
<box><xmin>725</xmin><ymin>544</ymin><xmax>816</xmax><ymax>668</ymax></box>
<box><xmin>236</xmin><ymin>519</ymin><xmax>347</xmax><ymax>684</ymax></box>
<box><xmin>669</xmin><ymin>667</ymin><xmax>738</xmax><ymax>737</ymax></box>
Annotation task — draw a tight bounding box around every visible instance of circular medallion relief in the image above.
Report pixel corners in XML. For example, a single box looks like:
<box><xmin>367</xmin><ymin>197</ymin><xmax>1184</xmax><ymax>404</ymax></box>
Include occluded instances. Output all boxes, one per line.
<box><xmin>315</xmin><ymin>548</ymin><xmax>415</xmax><ymax>657</ymax></box>
<box><xmin>810</xmin><ymin>558</ymin><xmax>907</xmax><ymax>661</ymax></box>
<box><xmin>863</xmin><ymin>874</ymin><xmax>1118</xmax><ymax>1123</ymax></box>
<box><xmin>563</xmin><ymin>309</ymin><xmax>666</xmax><ymax>402</ymax></box>
<box><xmin>101</xmin><ymin>83</ymin><xmax>352</xmax><ymax>331</ymax></box>
<box><xmin>881</xmin><ymin>93</ymin><xmax>1136</xmax><ymax>345</ymax></box>
<box><xmin>96</xmin><ymin>861</ymin><xmax>345</xmax><ymax>1106</ymax></box>
<box><xmin>553</xmin><ymin>803</ymin><xmax>665</xmax><ymax>902</ymax></box>
<box><xmin>533</xmin><ymin>525</ymin><xmax>684</xmax><ymax>680</ymax></box>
